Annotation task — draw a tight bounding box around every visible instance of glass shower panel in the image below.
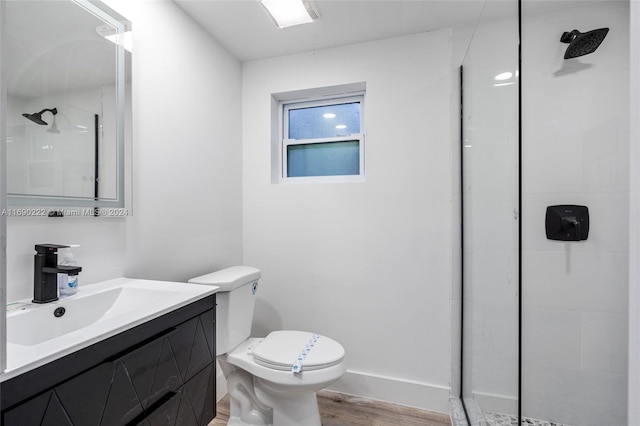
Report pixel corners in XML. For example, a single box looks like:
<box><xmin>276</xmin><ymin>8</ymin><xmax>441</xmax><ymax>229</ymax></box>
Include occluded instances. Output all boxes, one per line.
<box><xmin>521</xmin><ymin>1</ymin><xmax>629</xmax><ymax>425</ymax></box>
<box><xmin>460</xmin><ymin>1</ymin><xmax>519</xmax><ymax>424</ymax></box>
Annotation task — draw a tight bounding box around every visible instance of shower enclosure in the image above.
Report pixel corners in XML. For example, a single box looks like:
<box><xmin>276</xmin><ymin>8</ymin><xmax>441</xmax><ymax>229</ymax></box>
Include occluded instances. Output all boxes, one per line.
<box><xmin>459</xmin><ymin>0</ymin><xmax>629</xmax><ymax>425</ymax></box>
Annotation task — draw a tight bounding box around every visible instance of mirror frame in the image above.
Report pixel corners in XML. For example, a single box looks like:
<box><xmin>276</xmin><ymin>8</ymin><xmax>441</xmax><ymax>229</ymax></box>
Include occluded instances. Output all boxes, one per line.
<box><xmin>6</xmin><ymin>0</ymin><xmax>129</xmax><ymax>215</ymax></box>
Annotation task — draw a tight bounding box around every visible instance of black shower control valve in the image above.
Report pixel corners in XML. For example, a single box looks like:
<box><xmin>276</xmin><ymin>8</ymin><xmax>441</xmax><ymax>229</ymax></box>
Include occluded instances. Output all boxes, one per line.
<box><xmin>545</xmin><ymin>205</ymin><xmax>589</xmax><ymax>241</ymax></box>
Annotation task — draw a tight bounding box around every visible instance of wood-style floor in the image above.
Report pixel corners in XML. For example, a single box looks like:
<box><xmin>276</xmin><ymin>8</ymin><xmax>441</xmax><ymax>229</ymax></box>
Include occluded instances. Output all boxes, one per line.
<box><xmin>208</xmin><ymin>390</ymin><xmax>451</xmax><ymax>426</ymax></box>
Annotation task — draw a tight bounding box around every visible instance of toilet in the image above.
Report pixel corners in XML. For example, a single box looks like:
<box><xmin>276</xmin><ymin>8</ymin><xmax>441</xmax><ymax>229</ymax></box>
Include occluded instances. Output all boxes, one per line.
<box><xmin>188</xmin><ymin>266</ymin><xmax>346</xmax><ymax>426</ymax></box>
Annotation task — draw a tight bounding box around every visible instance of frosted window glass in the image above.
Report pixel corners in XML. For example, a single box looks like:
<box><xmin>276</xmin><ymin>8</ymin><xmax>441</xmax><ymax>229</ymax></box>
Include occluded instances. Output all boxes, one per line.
<box><xmin>287</xmin><ymin>141</ymin><xmax>360</xmax><ymax>177</ymax></box>
<box><xmin>288</xmin><ymin>103</ymin><xmax>360</xmax><ymax>139</ymax></box>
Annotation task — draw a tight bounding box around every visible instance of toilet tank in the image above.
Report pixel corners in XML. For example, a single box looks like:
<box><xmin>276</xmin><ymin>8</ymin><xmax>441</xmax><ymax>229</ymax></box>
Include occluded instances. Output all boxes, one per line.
<box><xmin>188</xmin><ymin>266</ymin><xmax>261</xmax><ymax>355</ymax></box>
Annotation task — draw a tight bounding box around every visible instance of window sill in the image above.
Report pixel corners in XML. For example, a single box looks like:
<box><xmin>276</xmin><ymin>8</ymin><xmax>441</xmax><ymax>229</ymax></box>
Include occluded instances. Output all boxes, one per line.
<box><xmin>279</xmin><ymin>175</ymin><xmax>366</xmax><ymax>185</ymax></box>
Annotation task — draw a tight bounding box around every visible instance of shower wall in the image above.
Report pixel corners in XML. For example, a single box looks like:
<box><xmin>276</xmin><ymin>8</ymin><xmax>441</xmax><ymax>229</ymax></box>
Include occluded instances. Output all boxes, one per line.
<box><xmin>521</xmin><ymin>1</ymin><xmax>629</xmax><ymax>425</ymax></box>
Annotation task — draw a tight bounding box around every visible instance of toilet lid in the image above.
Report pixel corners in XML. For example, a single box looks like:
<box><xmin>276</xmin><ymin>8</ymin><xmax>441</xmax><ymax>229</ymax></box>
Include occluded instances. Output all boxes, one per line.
<box><xmin>252</xmin><ymin>331</ymin><xmax>345</xmax><ymax>372</ymax></box>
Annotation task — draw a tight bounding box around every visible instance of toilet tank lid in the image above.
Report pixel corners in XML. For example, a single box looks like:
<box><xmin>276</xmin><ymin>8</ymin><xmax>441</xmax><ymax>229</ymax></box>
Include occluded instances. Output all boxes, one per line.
<box><xmin>188</xmin><ymin>266</ymin><xmax>261</xmax><ymax>291</ymax></box>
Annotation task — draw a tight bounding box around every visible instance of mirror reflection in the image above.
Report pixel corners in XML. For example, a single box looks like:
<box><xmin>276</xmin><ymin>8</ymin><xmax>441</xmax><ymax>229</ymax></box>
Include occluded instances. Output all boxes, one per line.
<box><xmin>5</xmin><ymin>0</ymin><xmax>130</xmax><ymax>206</ymax></box>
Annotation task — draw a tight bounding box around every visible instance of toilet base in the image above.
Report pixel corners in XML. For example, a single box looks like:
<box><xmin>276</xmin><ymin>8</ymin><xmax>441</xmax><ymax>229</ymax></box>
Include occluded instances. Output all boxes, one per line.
<box><xmin>255</xmin><ymin>377</ymin><xmax>321</xmax><ymax>426</ymax></box>
<box><xmin>223</xmin><ymin>370</ymin><xmax>322</xmax><ymax>426</ymax></box>
<box><xmin>225</xmin><ymin>369</ymin><xmax>273</xmax><ymax>425</ymax></box>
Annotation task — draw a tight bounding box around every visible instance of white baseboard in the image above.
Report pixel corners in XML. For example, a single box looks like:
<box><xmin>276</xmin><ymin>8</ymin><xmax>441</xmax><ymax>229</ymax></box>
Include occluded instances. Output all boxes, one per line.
<box><xmin>327</xmin><ymin>369</ymin><xmax>451</xmax><ymax>414</ymax></box>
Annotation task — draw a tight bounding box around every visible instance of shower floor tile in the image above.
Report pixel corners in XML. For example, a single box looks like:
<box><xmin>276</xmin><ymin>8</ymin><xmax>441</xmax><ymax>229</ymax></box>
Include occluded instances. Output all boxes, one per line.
<box><xmin>484</xmin><ymin>412</ymin><xmax>573</xmax><ymax>426</ymax></box>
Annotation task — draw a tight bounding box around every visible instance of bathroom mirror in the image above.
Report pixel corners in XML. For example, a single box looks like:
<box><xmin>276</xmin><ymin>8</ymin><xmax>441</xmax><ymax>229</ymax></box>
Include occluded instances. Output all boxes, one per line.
<box><xmin>5</xmin><ymin>0</ymin><xmax>131</xmax><ymax>212</ymax></box>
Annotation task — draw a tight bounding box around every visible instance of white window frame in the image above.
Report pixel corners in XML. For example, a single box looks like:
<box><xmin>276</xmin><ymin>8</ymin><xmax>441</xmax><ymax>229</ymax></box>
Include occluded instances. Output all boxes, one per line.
<box><xmin>281</xmin><ymin>94</ymin><xmax>365</xmax><ymax>184</ymax></box>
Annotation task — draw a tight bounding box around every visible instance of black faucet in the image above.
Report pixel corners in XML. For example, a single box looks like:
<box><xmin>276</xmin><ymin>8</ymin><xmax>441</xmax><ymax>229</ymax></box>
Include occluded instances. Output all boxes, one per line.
<box><xmin>33</xmin><ymin>244</ymin><xmax>82</xmax><ymax>304</ymax></box>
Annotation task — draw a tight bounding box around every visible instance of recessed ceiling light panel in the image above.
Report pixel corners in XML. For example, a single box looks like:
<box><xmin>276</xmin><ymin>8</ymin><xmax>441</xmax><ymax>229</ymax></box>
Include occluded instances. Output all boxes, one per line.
<box><xmin>260</xmin><ymin>0</ymin><xmax>318</xmax><ymax>29</ymax></box>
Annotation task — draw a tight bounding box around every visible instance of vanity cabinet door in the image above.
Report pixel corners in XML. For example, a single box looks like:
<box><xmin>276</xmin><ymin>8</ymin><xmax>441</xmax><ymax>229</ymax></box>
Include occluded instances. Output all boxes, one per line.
<box><xmin>168</xmin><ymin>311</ymin><xmax>214</xmax><ymax>384</ymax></box>
<box><xmin>183</xmin><ymin>363</ymin><xmax>216</xmax><ymax>426</ymax></box>
<box><xmin>107</xmin><ymin>309</ymin><xmax>214</xmax><ymax>425</ymax></box>
<box><xmin>3</xmin><ymin>391</ymin><xmax>71</xmax><ymax>426</ymax></box>
<box><xmin>138</xmin><ymin>363</ymin><xmax>215</xmax><ymax>426</ymax></box>
<box><xmin>115</xmin><ymin>329</ymin><xmax>181</xmax><ymax>414</ymax></box>
<box><xmin>3</xmin><ymin>363</ymin><xmax>117</xmax><ymax>426</ymax></box>
<box><xmin>55</xmin><ymin>362</ymin><xmax>126</xmax><ymax>425</ymax></box>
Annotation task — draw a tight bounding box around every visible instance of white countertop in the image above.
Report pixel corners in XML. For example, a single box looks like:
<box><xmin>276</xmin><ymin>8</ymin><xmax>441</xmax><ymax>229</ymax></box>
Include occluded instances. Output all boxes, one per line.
<box><xmin>2</xmin><ymin>277</ymin><xmax>218</xmax><ymax>382</ymax></box>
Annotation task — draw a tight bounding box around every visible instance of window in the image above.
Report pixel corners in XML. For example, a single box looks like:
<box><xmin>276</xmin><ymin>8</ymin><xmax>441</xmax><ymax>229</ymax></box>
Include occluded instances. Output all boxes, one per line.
<box><xmin>282</xmin><ymin>95</ymin><xmax>364</xmax><ymax>182</ymax></box>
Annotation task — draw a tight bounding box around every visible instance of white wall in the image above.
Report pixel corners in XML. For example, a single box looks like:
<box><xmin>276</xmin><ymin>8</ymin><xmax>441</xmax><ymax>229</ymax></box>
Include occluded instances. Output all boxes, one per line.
<box><xmin>114</xmin><ymin>1</ymin><xmax>244</xmax><ymax>281</ymax></box>
<box><xmin>521</xmin><ymin>2</ymin><xmax>629</xmax><ymax>425</ymax></box>
<box><xmin>242</xmin><ymin>32</ymin><xmax>454</xmax><ymax>413</ymax></box>
<box><xmin>6</xmin><ymin>1</ymin><xmax>243</xmax><ymax>303</ymax></box>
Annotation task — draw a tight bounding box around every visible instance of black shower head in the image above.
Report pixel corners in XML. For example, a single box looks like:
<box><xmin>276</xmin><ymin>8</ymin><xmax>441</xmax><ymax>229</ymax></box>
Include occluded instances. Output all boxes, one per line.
<box><xmin>22</xmin><ymin>108</ymin><xmax>58</xmax><ymax>125</ymax></box>
<box><xmin>22</xmin><ymin>113</ymin><xmax>47</xmax><ymax>125</ymax></box>
<box><xmin>560</xmin><ymin>28</ymin><xmax>609</xmax><ymax>59</ymax></box>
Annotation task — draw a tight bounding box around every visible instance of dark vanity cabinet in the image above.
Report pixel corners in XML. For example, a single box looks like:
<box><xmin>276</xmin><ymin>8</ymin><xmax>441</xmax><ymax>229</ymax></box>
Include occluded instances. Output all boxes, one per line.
<box><xmin>1</xmin><ymin>295</ymin><xmax>216</xmax><ymax>426</ymax></box>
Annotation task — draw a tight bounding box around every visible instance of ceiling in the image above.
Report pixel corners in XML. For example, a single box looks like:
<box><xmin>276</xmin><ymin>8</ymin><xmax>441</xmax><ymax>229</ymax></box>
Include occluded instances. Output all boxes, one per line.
<box><xmin>173</xmin><ymin>0</ymin><xmax>502</xmax><ymax>62</ymax></box>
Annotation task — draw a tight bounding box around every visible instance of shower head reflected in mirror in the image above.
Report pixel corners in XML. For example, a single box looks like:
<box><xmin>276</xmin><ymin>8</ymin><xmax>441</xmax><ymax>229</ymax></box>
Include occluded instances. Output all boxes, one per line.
<box><xmin>560</xmin><ymin>28</ymin><xmax>609</xmax><ymax>59</ymax></box>
<box><xmin>22</xmin><ymin>108</ymin><xmax>58</xmax><ymax>125</ymax></box>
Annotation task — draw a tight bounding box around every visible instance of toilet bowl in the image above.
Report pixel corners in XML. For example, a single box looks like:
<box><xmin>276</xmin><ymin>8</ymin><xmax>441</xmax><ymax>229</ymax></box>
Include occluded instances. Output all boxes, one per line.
<box><xmin>188</xmin><ymin>267</ymin><xmax>346</xmax><ymax>426</ymax></box>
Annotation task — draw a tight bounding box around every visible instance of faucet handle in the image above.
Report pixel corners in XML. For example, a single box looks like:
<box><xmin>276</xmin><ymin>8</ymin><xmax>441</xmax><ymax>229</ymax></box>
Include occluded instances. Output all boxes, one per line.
<box><xmin>54</xmin><ymin>265</ymin><xmax>82</xmax><ymax>275</ymax></box>
<box><xmin>35</xmin><ymin>243</ymin><xmax>69</xmax><ymax>254</ymax></box>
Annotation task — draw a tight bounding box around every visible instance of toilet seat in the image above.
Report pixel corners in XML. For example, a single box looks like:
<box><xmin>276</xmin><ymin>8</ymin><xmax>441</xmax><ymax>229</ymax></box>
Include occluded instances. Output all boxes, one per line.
<box><xmin>251</xmin><ymin>331</ymin><xmax>345</xmax><ymax>372</ymax></box>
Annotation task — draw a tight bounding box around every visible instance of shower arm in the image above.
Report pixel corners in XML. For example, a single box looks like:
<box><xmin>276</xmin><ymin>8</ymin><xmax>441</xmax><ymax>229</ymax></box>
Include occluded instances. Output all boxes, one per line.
<box><xmin>37</xmin><ymin>108</ymin><xmax>58</xmax><ymax>116</ymax></box>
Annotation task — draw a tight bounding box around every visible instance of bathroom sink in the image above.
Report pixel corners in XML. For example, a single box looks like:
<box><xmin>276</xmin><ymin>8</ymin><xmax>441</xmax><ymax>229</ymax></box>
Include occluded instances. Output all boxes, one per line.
<box><xmin>3</xmin><ymin>278</ymin><xmax>218</xmax><ymax>381</ymax></box>
<box><xmin>7</xmin><ymin>286</ymin><xmax>123</xmax><ymax>346</ymax></box>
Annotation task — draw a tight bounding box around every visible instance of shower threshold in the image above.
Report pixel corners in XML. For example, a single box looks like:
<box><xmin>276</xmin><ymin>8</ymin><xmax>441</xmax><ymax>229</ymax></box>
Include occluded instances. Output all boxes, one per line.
<box><xmin>452</xmin><ymin>398</ymin><xmax>573</xmax><ymax>426</ymax></box>
<box><xmin>484</xmin><ymin>412</ymin><xmax>573</xmax><ymax>426</ymax></box>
